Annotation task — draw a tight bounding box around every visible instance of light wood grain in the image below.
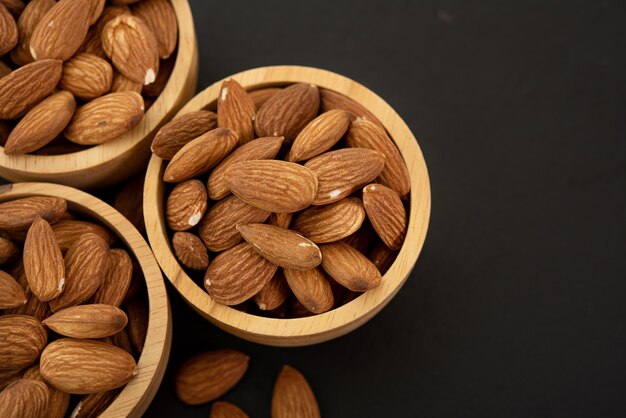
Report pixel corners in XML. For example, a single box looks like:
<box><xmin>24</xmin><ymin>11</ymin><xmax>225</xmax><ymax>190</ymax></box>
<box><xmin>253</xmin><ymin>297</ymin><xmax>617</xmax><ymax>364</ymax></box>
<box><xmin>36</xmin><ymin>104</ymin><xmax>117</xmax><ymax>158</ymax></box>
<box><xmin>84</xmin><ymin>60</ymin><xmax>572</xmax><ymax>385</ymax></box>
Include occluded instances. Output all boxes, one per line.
<box><xmin>0</xmin><ymin>0</ymin><xmax>198</xmax><ymax>190</ymax></box>
<box><xmin>144</xmin><ymin>66</ymin><xmax>431</xmax><ymax>347</ymax></box>
<box><xmin>0</xmin><ymin>183</ymin><xmax>171</xmax><ymax>418</ymax></box>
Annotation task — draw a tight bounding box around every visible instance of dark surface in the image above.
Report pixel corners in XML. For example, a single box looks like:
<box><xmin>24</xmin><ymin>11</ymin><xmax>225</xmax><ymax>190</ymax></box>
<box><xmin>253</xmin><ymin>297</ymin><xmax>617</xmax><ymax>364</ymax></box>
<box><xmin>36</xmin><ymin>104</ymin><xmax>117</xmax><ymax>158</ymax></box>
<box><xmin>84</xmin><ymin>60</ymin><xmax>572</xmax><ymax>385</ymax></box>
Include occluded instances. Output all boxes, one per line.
<box><xmin>136</xmin><ymin>0</ymin><xmax>626</xmax><ymax>417</ymax></box>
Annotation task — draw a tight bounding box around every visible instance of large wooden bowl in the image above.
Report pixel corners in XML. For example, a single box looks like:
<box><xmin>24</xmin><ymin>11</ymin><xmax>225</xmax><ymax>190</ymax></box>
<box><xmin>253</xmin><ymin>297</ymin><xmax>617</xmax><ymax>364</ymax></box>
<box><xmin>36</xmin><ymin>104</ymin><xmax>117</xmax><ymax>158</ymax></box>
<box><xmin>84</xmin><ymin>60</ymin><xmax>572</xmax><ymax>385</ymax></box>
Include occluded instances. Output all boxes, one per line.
<box><xmin>144</xmin><ymin>66</ymin><xmax>430</xmax><ymax>347</ymax></box>
<box><xmin>0</xmin><ymin>182</ymin><xmax>171</xmax><ymax>418</ymax></box>
<box><xmin>0</xmin><ymin>0</ymin><xmax>198</xmax><ymax>190</ymax></box>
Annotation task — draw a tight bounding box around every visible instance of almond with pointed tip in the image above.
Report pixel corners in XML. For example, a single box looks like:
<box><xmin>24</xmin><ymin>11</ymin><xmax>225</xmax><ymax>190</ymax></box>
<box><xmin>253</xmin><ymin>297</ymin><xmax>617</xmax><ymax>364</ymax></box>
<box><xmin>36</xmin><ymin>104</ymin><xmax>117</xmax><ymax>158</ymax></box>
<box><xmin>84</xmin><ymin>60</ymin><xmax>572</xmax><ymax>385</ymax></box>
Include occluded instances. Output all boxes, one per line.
<box><xmin>217</xmin><ymin>78</ymin><xmax>256</xmax><ymax>144</ymax></box>
<box><xmin>151</xmin><ymin>110</ymin><xmax>218</xmax><ymax>160</ymax></box>
<box><xmin>368</xmin><ymin>242</ymin><xmax>398</xmax><ymax>274</ymax></box>
<box><xmin>272</xmin><ymin>365</ymin><xmax>320</xmax><ymax>418</ymax></box>
<box><xmin>288</xmin><ymin>109</ymin><xmax>351</xmax><ymax>162</ymax></box>
<box><xmin>5</xmin><ymin>264</ymin><xmax>51</xmax><ymax>321</ymax></box>
<box><xmin>142</xmin><ymin>53</ymin><xmax>173</xmax><ymax>97</ymax></box>
<box><xmin>166</xmin><ymin>179</ymin><xmax>207</xmax><ymax>231</ymax></box>
<box><xmin>0</xmin><ymin>236</ymin><xmax>20</xmax><ymax>265</ymax></box>
<box><xmin>172</xmin><ymin>232</ymin><xmax>209</xmax><ymax>270</ymax></box>
<box><xmin>60</xmin><ymin>53</ymin><xmax>113</xmax><ymax>100</ymax></box>
<box><xmin>0</xmin><ymin>379</ymin><xmax>50</xmax><ymax>418</ymax></box>
<box><xmin>43</xmin><ymin>304</ymin><xmax>127</xmax><ymax>339</ymax></box>
<box><xmin>91</xmin><ymin>248</ymin><xmax>133</xmax><ymax>307</ymax></box>
<box><xmin>320</xmin><ymin>88</ymin><xmax>384</xmax><ymax>128</ymax></box>
<box><xmin>249</xmin><ymin>87</ymin><xmax>281</xmax><ymax>110</ymax></box>
<box><xmin>0</xmin><ymin>270</ymin><xmax>26</xmax><ymax>309</ymax></box>
<box><xmin>211</xmin><ymin>401</ymin><xmax>249</xmax><ymax>418</ymax></box>
<box><xmin>363</xmin><ymin>183</ymin><xmax>407</xmax><ymax>250</ymax></box>
<box><xmin>132</xmin><ymin>0</ymin><xmax>177</xmax><ymax>59</ymax></box>
<box><xmin>0</xmin><ymin>196</ymin><xmax>66</xmax><ymax>233</ymax></box>
<box><xmin>284</xmin><ymin>268</ymin><xmax>334</xmax><ymax>314</ymax></box>
<box><xmin>51</xmin><ymin>220</ymin><xmax>114</xmax><ymax>253</ymax></box>
<box><xmin>0</xmin><ymin>2</ymin><xmax>18</xmax><ymax>55</ymax></box>
<box><xmin>319</xmin><ymin>241</ymin><xmax>382</xmax><ymax>292</ymax></box>
<box><xmin>292</xmin><ymin>197</ymin><xmax>366</xmax><ymax>243</ymax></box>
<box><xmin>0</xmin><ymin>314</ymin><xmax>47</xmax><ymax>371</ymax></box>
<box><xmin>10</xmin><ymin>0</ymin><xmax>55</xmax><ymax>65</ymax></box>
<box><xmin>253</xmin><ymin>270</ymin><xmax>290</xmax><ymax>311</ymax></box>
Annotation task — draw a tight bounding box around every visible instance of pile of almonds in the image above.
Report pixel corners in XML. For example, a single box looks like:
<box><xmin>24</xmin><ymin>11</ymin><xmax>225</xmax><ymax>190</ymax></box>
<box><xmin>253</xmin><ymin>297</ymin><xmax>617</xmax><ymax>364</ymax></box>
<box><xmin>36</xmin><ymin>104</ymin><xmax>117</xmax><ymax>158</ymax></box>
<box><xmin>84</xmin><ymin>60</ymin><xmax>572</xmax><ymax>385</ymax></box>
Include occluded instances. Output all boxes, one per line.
<box><xmin>0</xmin><ymin>0</ymin><xmax>177</xmax><ymax>155</ymax></box>
<box><xmin>154</xmin><ymin>79</ymin><xmax>410</xmax><ymax>317</ymax></box>
<box><xmin>0</xmin><ymin>195</ymin><xmax>149</xmax><ymax>417</ymax></box>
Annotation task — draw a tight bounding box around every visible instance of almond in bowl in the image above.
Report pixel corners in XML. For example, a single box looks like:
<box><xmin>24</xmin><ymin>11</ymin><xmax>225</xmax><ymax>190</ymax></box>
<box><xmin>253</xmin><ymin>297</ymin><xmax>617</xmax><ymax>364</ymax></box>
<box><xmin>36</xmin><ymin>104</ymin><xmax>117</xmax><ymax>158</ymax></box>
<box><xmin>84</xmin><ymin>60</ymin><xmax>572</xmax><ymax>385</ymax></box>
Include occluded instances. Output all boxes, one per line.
<box><xmin>144</xmin><ymin>66</ymin><xmax>430</xmax><ymax>346</ymax></box>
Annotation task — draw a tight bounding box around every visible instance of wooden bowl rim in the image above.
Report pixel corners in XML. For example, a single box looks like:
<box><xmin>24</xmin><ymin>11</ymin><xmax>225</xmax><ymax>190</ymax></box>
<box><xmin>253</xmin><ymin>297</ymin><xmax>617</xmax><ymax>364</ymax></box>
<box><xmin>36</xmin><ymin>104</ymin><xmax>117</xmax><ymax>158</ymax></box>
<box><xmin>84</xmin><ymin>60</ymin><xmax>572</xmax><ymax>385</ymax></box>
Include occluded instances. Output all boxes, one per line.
<box><xmin>0</xmin><ymin>182</ymin><xmax>170</xmax><ymax>418</ymax></box>
<box><xmin>144</xmin><ymin>65</ymin><xmax>431</xmax><ymax>346</ymax></box>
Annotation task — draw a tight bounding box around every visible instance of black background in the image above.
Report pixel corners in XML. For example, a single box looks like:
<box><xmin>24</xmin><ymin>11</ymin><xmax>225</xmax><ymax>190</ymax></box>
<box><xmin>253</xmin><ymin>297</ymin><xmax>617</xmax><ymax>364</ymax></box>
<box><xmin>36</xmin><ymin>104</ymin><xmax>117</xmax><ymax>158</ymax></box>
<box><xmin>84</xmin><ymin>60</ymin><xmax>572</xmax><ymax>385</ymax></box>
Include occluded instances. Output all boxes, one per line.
<box><xmin>137</xmin><ymin>0</ymin><xmax>626</xmax><ymax>417</ymax></box>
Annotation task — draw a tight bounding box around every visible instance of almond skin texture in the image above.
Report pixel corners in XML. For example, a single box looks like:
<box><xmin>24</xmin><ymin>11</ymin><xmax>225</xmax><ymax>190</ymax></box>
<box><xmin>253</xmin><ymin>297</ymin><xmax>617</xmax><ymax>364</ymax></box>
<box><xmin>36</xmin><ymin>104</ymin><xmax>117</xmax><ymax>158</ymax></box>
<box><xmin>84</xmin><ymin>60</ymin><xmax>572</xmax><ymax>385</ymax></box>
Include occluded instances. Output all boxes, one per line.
<box><xmin>23</xmin><ymin>216</ymin><xmax>65</xmax><ymax>302</ymax></box>
<box><xmin>248</xmin><ymin>87</ymin><xmax>281</xmax><ymax>110</ymax></box>
<box><xmin>237</xmin><ymin>223</ymin><xmax>322</xmax><ymax>270</ymax></box>
<box><xmin>60</xmin><ymin>53</ymin><xmax>113</xmax><ymax>100</ymax></box>
<box><xmin>29</xmin><ymin>0</ymin><xmax>90</xmax><ymax>61</ymax></box>
<box><xmin>4</xmin><ymin>264</ymin><xmax>52</xmax><ymax>321</ymax></box>
<box><xmin>198</xmin><ymin>194</ymin><xmax>270</xmax><ymax>252</ymax></box>
<box><xmin>0</xmin><ymin>379</ymin><xmax>50</xmax><ymax>418</ymax></box>
<box><xmin>284</xmin><ymin>268</ymin><xmax>334</xmax><ymax>314</ymax></box>
<box><xmin>51</xmin><ymin>220</ymin><xmax>114</xmax><ymax>253</ymax></box>
<box><xmin>319</xmin><ymin>241</ymin><xmax>382</xmax><ymax>292</ymax></box>
<box><xmin>142</xmin><ymin>53</ymin><xmax>173</xmax><ymax>97</ymax></box>
<box><xmin>91</xmin><ymin>248</ymin><xmax>133</xmax><ymax>307</ymax></box>
<box><xmin>175</xmin><ymin>350</ymin><xmax>249</xmax><ymax>405</ymax></box>
<box><xmin>22</xmin><ymin>365</ymin><xmax>69</xmax><ymax>418</ymax></box>
<box><xmin>368</xmin><ymin>242</ymin><xmax>398</xmax><ymax>275</ymax></box>
<box><xmin>217</xmin><ymin>78</ymin><xmax>256</xmax><ymax>144</ymax></box>
<box><xmin>172</xmin><ymin>232</ymin><xmax>209</xmax><ymax>270</ymax></box>
<box><xmin>132</xmin><ymin>0</ymin><xmax>177</xmax><ymax>58</ymax></box>
<box><xmin>0</xmin><ymin>270</ymin><xmax>26</xmax><ymax>308</ymax></box>
<box><xmin>0</xmin><ymin>3</ymin><xmax>18</xmax><ymax>55</ymax></box>
<box><xmin>207</xmin><ymin>136</ymin><xmax>284</xmax><ymax>200</ymax></box>
<box><xmin>43</xmin><ymin>304</ymin><xmax>128</xmax><ymax>339</ymax></box>
<box><xmin>204</xmin><ymin>242</ymin><xmax>278</xmax><ymax>305</ymax></box>
<box><xmin>10</xmin><ymin>0</ymin><xmax>56</xmax><ymax>66</ymax></box>
<box><xmin>272</xmin><ymin>365</ymin><xmax>321</xmax><ymax>418</ymax></box>
<box><xmin>292</xmin><ymin>197</ymin><xmax>366</xmax><ymax>243</ymax></box>
<box><xmin>163</xmin><ymin>128</ymin><xmax>239</xmax><ymax>183</ymax></box>
<box><xmin>4</xmin><ymin>91</ymin><xmax>76</xmax><ymax>155</ymax></box>
<box><xmin>211</xmin><ymin>401</ymin><xmax>249</xmax><ymax>418</ymax></box>
<box><xmin>40</xmin><ymin>338</ymin><xmax>137</xmax><ymax>394</ymax></box>
<box><xmin>253</xmin><ymin>270</ymin><xmax>290</xmax><ymax>311</ymax></box>
<box><xmin>102</xmin><ymin>14</ymin><xmax>159</xmax><ymax>85</ymax></box>
<box><xmin>346</xmin><ymin>118</ymin><xmax>411</xmax><ymax>197</ymax></box>
<box><xmin>288</xmin><ymin>109</ymin><xmax>351</xmax><ymax>162</ymax></box>
<box><xmin>304</xmin><ymin>148</ymin><xmax>385</xmax><ymax>205</ymax></box>
<box><xmin>0</xmin><ymin>314</ymin><xmax>47</xmax><ymax>371</ymax></box>
<box><xmin>112</xmin><ymin>72</ymin><xmax>142</xmax><ymax>93</ymax></box>
<box><xmin>0</xmin><ymin>236</ymin><xmax>20</xmax><ymax>265</ymax></box>
<box><xmin>81</xmin><ymin>5</ymin><xmax>130</xmax><ymax>58</ymax></box>
<box><xmin>255</xmin><ymin>83</ymin><xmax>320</xmax><ymax>142</ymax></box>
<box><xmin>65</xmin><ymin>91</ymin><xmax>144</xmax><ymax>145</ymax></box>
<box><xmin>166</xmin><ymin>179</ymin><xmax>208</xmax><ymax>231</ymax></box>
<box><xmin>224</xmin><ymin>160</ymin><xmax>318</xmax><ymax>213</ymax></box>
<box><xmin>320</xmin><ymin>88</ymin><xmax>384</xmax><ymax>128</ymax></box>
<box><xmin>362</xmin><ymin>183</ymin><xmax>407</xmax><ymax>250</ymax></box>
<box><xmin>70</xmin><ymin>389</ymin><xmax>120</xmax><ymax>418</ymax></box>
<box><xmin>0</xmin><ymin>59</ymin><xmax>62</xmax><ymax>120</ymax></box>
<box><xmin>151</xmin><ymin>110</ymin><xmax>218</xmax><ymax>159</ymax></box>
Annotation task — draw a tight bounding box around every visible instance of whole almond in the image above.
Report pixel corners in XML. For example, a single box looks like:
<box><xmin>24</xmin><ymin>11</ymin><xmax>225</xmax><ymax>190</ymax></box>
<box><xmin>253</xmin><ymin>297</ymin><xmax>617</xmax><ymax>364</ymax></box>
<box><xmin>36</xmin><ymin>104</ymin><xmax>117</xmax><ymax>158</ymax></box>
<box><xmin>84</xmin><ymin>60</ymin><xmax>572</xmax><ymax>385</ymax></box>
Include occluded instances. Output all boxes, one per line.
<box><xmin>43</xmin><ymin>304</ymin><xmax>127</xmax><ymax>339</ymax></box>
<box><xmin>346</xmin><ymin>118</ymin><xmax>411</xmax><ymax>197</ymax></box>
<box><xmin>10</xmin><ymin>0</ymin><xmax>55</xmax><ymax>65</ymax></box>
<box><xmin>204</xmin><ymin>242</ymin><xmax>278</xmax><ymax>305</ymax></box>
<box><xmin>40</xmin><ymin>338</ymin><xmax>137</xmax><ymax>394</ymax></box>
<box><xmin>253</xmin><ymin>270</ymin><xmax>290</xmax><ymax>311</ymax></box>
<box><xmin>172</xmin><ymin>232</ymin><xmax>209</xmax><ymax>270</ymax></box>
<box><xmin>304</xmin><ymin>148</ymin><xmax>385</xmax><ymax>205</ymax></box>
<box><xmin>207</xmin><ymin>136</ymin><xmax>284</xmax><ymax>200</ymax></box>
<box><xmin>0</xmin><ymin>270</ymin><xmax>26</xmax><ymax>309</ymax></box>
<box><xmin>4</xmin><ymin>91</ymin><xmax>76</xmax><ymax>155</ymax></box>
<box><xmin>5</xmin><ymin>263</ymin><xmax>51</xmax><ymax>321</ymax></box>
<box><xmin>30</xmin><ymin>0</ymin><xmax>90</xmax><ymax>61</ymax></box>
<box><xmin>65</xmin><ymin>91</ymin><xmax>144</xmax><ymax>145</ymax></box>
<box><xmin>142</xmin><ymin>53</ymin><xmax>173</xmax><ymax>97</ymax></box>
<box><xmin>217</xmin><ymin>78</ymin><xmax>256</xmax><ymax>144</ymax></box>
<box><xmin>125</xmin><ymin>298</ymin><xmax>147</xmax><ymax>354</ymax></box>
<box><xmin>22</xmin><ymin>365</ymin><xmax>70</xmax><ymax>418</ymax></box>
<box><xmin>249</xmin><ymin>87</ymin><xmax>281</xmax><ymax>110</ymax></box>
<box><xmin>284</xmin><ymin>268</ymin><xmax>334</xmax><ymax>314</ymax></box>
<box><xmin>81</xmin><ymin>5</ymin><xmax>130</xmax><ymax>58</ymax></box>
<box><xmin>0</xmin><ymin>3</ymin><xmax>18</xmax><ymax>55</ymax></box>
<box><xmin>166</xmin><ymin>179</ymin><xmax>208</xmax><ymax>231</ymax></box>
<box><xmin>132</xmin><ymin>0</ymin><xmax>177</xmax><ymax>59</ymax></box>
<box><xmin>0</xmin><ymin>236</ymin><xmax>20</xmax><ymax>264</ymax></box>
<box><xmin>292</xmin><ymin>197</ymin><xmax>366</xmax><ymax>243</ymax></box>
<box><xmin>269</xmin><ymin>212</ymin><xmax>293</xmax><ymax>229</ymax></box>
<box><xmin>255</xmin><ymin>83</ymin><xmax>320</xmax><ymax>142</ymax></box>
<box><xmin>224</xmin><ymin>160</ymin><xmax>318</xmax><ymax>213</ymax></box>
<box><xmin>52</xmin><ymin>219</ymin><xmax>114</xmax><ymax>252</ymax></box>
<box><xmin>0</xmin><ymin>379</ymin><xmax>50</xmax><ymax>418</ymax></box>
<box><xmin>198</xmin><ymin>194</ymin><xmax>270</xmax><ymax>252</ymax></box>
<box><xmin>23</xmin><ymin>216</ymin><xmax>65</xmax><ymax>302</ymax></box>
<box><xmin>91</xmin><ymin>248</ymin><xmax>133</xmax><ymax>307</ymax></box>
<box><xmin>102</xmin><ymin>14</ymin><xmax>159</xmax><ymax>85</ymax></box>
<box><xmin>211</xmin><ymin>401</ymin><xmax>249</xmax><ymax>418</ymax></box>
<box><xmin>363</xmin><ymin>183</ymin><xmax>407</xmax><ymax>250</ymax></box>
<box><xmin>320</xmin><ymin>88</ymin><xmax>384</xmax><ymax>128</ymax></box>
<box><xmin>319</xmin><ymin>241</ymin><xmax>382</xmax><ymax>292</ymax></box>
<box><xmin>175</xmin><ymin>349</ymin><xmax>249</xmax><ymax>405</ymax></box>
<box><xmin>112</xmin><ymin>72</ymin><xmax>142</xmax><ymax>93</ymax></box>
<box><xmin>70</xmin><ymin>389</ymin><xmax>120</xmax><ymax>418</ymax></box>
<box><xmin>288</xmin><ymin>109</ymin><xmax>351</xmax><ymax>162</ymax></box>
<box><xmin>0</xmin><ymin>314</ymin><xmax>47</xmax><ymax>371</ymax></box>
<box><xmin>60</xmin><ymin>53</ymin><xmax>113</xmax><ymax>100</ymax></box>
<box><xmin>163</xmin><ymin>128</ymin><xmax>238</xmax><ymax>183</ymax></box>
<box><xmin>272</xmin><ymin>365</ymin><xmax>320</xmax><ymax>418</ymax></box>
<box><xmin>237</xmin><ymin>223</ymin><xmax>322</xmax><ymax>270</ymax></box>
<box><xmin>151</xmin><ymin>110</ymin><xmax>218</xmax><ymax>160</ymax></box>
<box><xmin>368</xmin><ymin>242</ymin><xmax>398</xmax><ymax>275</ymax></box>
<box><xmin>0</xmin><ymin>59</ymin><xmax>62</xmax><ymax>119</ymax></box>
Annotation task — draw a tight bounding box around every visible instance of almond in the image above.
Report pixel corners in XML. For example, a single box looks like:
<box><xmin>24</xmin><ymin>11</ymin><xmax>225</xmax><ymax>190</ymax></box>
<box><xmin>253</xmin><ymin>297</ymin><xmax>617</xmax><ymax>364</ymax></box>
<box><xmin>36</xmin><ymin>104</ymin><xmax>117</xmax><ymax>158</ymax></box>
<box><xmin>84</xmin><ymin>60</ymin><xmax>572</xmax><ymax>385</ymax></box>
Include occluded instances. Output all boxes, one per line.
<box><xmin>362</xmin><ymin>183</ymin><xmax>407</xmax><ymax>250</ymax></box>
<box><xmin>166</xmin><ymin>179</ymin><xmax>208</xmax><ymax>231</ymax></box>
<box><xmin>269</xmin><ymin>212</ymin><xmax>293</xmax><ymax>229</ymax></box>
<box><xmin>23</xmin><ymin>217</ymin><xmax>65</xmax><ymax>302</ymax></box>
<box><xmin>111</xmin><ymin>72</ymin><xmax>142</xmax><ymax>93</ymax></box>
<box><xmin>292</xmin><ymin>197</ymin><xmax>366</xmax><ymax>243</ymax></box>
<box><xmin>87</xmin><ymin>0</ymin><xmax>105</xmax><ymax>25</ymax></box>
<box><xmin>151</xmin><ymin>110</ymin><xmax>218</xmax><ymax>160</ymax></box>
<box><xmin>284</xmin><ymin>268</ymin><xmax>334</xmax><ymax>314</ymax></box>
<box><xmin>125</xmin><ymin>297</ymin><xmax>147</xmax><ymax>354</ymax></box>
<box><xmin>60</xmin><ymin>53</ymin><xmax>113</xmax><ymax>100</ymax></box>
<box><xmin>0</xmin><ymin>3</ymin><xmax>18</xmax><ymax>55</ymax></box>
<box><xmin>163</xmin><ymin>128</ymin><xmax>238</xmax><ymax>183</ymax></box>
<box><xmin>0</xmin><ymin>314</ymin><xmax>47</xmax><ymax>371</ymax></box>
<box><xmin>319</xmin><ymin>241</ymin><xmax>382</xmax><ymax>292</ymax></box>
<box><xmin>0</xmin><ymin>236</ymin><xmax>20</xmax><ymax>265</ymax></box>
<box><xmin>102</xmin><ymin>14</ymin><xmax>159</xmax><ymax>85</ymax></box>
<box><xmin>253</xmin><ymin>270</ymin><xmax>290</xmax><ymax>311</ymax></box>
<box><xmin>217</xmin><ymin>78</ymin><xmax>256</xmax><ymax>144</ymax></box>
<box><xmin>0</xmin><ymin>197</ymin><xmax>66</xmax><ymax>235</ymax></box>
<box><xmin>368</xmin><ymin>242</ymin><xmax>398</xmax><ymax>275</ymax></box>
<box><xmin>255</xmin><ymin>83</ymin><xmax>320</xmax><ymax>142</ymax></box>
<box><xmin>65</xmin><ymin>91</ymin><xmax>144</xmax><ymax>145</ymax></box>
<box><xmin>81</xmin><ymin>5</ymin><xmax>130</xmax><ymax>59</ymax></box>
<box><xmin>142</xmin><ymin>53</ymin><xmax>173</xmax><ymax>97</ymax></box>
<box><xmin>198</xmin><ymin>194</ymin><xmax>270</xmax><ymax>252</ymax></box>
<box><xmin>175</xmin><ymin>349</ymin><xmax>249</xmax><ymax>405</ymax></box>
<box><xmin>40</xmin><ymin>338</ymin><xmax>137</xmax><ymax>394</ymax></box>
<box><xmin>51</xmin><ymin>219</ymin><xmax>114</xmax><ymax>253</ymax></box>
<box><xmin>10</xmin><ymin>0</ymin><xmax>55</xmax><ymax>66</ymax></box>
<box><xmin>22</xmin><ymin>364</ymin><xmax>70</xmax><ymax>418</ymax></box>
<box><xmin>5</xmin><ymin>262</ymin><xmax>51</xmax><ymax>321</ymax></box>
<box><xmin>30</xmin><ymin>0</ymin><xmax>90</xmax><ymax>61</ymax></box>
<box><xmin>132</xmin><ymin>0</ymin><xmax>177</xmax><ymax>59</ymax></box>
<box><xmin>287</xmin><ymin>109</ymin><xmax>351</xmax><ymax>162</ymax></box>
<box><xmin>70</xmin><ymin>389</ymin><xmax>120</xmax><ymax>418</ymax></box>
<box><xmin>172</xmin><ymin>232</ymin><xmax>209</xmax><ymax>271</ymax></box>
<box><xmin>0</xmin><ymin>59</ymin><xmax>62</xmax><ymax>119</ymax></box>
<box><xmin>224</xmin><ymin>160</ymin><xmax>318</xmax><ymax>213</ymax></box>
<box><xmin>0</xmin><ymin>270</ymin><xmax>26</xmax><ymax>308</ymax></box>
<box><xmin>320</xmin><ymin>88</ymin><xmax>384</xmax><ymax>128</ymax></box>
<box><xmin>0</xmin><ymin>379</ymin><xmax>50</xmax><ymax>418</ymax></box>
<box><xmin>272</xmin><ymin>365</ymin><xmax>320</xmax><ymax>418</ymax></box>
<box><xmin>341</xmin><ymin>220</ymin><xmax>375</xmax><ymax>254</ymax></box>
<box><xmin>204</xmin><ymin>242</ymin><xmax>277</xmax><ymax>305</ymax></box>
<box><xmin>207</xmin><ymin>136</ymin><xmax>284</xmax><ymax>200</ymax></box>
<box><xmin>211</xmin><ymin>401</ymin><xmax>249</xmax><ymax>418</ymax></box>
<box><xmin>304</xmin><ymin>148</ymin><xmax>385</xmax><ymax>205</ymax></box>
<box><xmin>112</xmin><ymin>175</ymin><xmax>145</xmax><ymax>235</ymax></box>
<box><xmin>346</xmin><ymin>118</ymin><xmax>411</xmax><ymax>197</ymax></box>
<box><xmin>43</xmin><ymin>303</ymin><xmax>127</xmax><ymax>339</ymax></box>
<box><xmin>237</xmin><ymin>223</ymin><xmax>322</xmax><ymax>270</ymax></box>
<box><xmin>4</xmin><ymin>91</ymin><xmax>76</xmax><ymax>155</ymax></box>
<box><xmin>249</xmin><ymin>87</ymin><xmax>281</xmax><ymax>110</ymax></box>
<box><xmin>91</xmin><ymin>248</ymin><xmax>133</xmax><ymax>307</ymax></box>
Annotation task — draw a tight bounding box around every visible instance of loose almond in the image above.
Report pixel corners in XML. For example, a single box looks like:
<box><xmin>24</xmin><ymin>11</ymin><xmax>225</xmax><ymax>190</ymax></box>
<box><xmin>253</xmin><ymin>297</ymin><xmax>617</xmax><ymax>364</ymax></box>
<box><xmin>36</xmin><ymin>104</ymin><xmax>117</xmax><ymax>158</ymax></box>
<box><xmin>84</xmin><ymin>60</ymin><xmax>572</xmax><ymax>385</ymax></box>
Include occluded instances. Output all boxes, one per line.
<box><xmin>91</xmin><ymin>248</ymin><xmax>133</xmax><ymax>307</ymax></box>
<box><xmin>151</xmin><ymin>110</ymin><xmax>218</xmax><ymax>160</ymax></box>
<box><xmin>22</xmin><ymin>364</ymin><xmax>69</xmax><ymax>418</ymax></box>
<box><xmin>288</xmin><ymin>109</ymin><xmax>351</xmax><ymax>162</ymax></box>
<box><xmin>362</xmin><ymin>183</ymin><xmax>407</xmax><ymax>250</ymax></box>
<box><xmin>52</xmin><ymin>219</ymin><xmax>114</xmax><ymax>252</ymax></box>
<box><xmin>319</xmin><ymin>241</ymin><xmax>382</xmax><ymax>292</ymax></box>
<box><xmin>43</xmin><ymin>304</ymin><xmax>127</xmax><ymax>339</ymax></box>
<box><xmin>217</xmin><ymin>78</ymin><xmax>256</xmax><ymax>144</ymax></box>
<box><xmin>0</xmin><ymin>314</ymin><xmax>47</xmax><ymax>371</ymax></box>
<box><xmin>0</xmin><ymin>2</ymin><xmax>18</xmax><ymax>55</ymax></box>
<box><xmin>142</xmin><ymin>54</ymin><xmax>173</xmax><ymax>97</ymax></box>
<box><xmin>23</xmin><ymin>217</ymin><xmax>65</xmax><ymax>302</ymax></box>
<box><xmin>253</xmin><ymin>270</ymin><xmax>290</xmax><ymax>311</ymax></box>
<box><xmin>320</xmin><ymin>87</ymin><xmax>384</xmax><ymax>128</ymax></box>
<box><xmin>211</xmin><ymin>401</ymin><xmax>249</xmax><ymax>418</ymax></box>
<box><xmin>284</xmin><ymin>268</ymin><xmax>334</xmax><ymax>314</ymax></box>
<box><xmin>10</xmin><ymin>0</ymin><xmax>55</xmax><ymax>65</ymax></box>
<box><xmin>60</xmin><ymin>53</ymin><xmax>113</xmax><ymax>100</ymax></box>
<box><xmin>0</xmin><ymin>270</ymin><xmax>26</xmax><ymax>308</ymax></box>
<box><xmin>292</xmin><ymin>197</ymin><xmax>366</xmax><ymax>243</ymax></box>
<box><xmin>166</xmin><ymin>179</ymin><xmax>208</xmax><ymax>231</ymax></box>
<box><xmin>132</xmin><ymin>0</ymin><xmax>177</xmax><ymax>59</ymax></box>
<box><xmin>0</xmin><ymin>379</ymin><xmax>49</xmax><ymax>418</ymax></box>
<box><xmin>272</xmin><ymin>365</ymin><xmax>320</xmax><ymax>418</ymax></box>
<box><xmin>172</xmin><ymin>232</ymin><xmax>209</xmax><ymax>271</ymax></box>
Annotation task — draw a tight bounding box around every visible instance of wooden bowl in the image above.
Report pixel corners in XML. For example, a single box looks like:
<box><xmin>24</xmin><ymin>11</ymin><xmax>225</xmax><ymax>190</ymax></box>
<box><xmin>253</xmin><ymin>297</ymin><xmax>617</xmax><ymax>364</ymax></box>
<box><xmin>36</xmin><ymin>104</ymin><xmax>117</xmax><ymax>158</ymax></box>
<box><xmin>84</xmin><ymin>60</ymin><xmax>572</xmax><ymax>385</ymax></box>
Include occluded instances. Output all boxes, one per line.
<box><xmin>0</xmin><ymin>182</ymin><xmax>171</xmax><ymax>418</ymax></box>
<box><xmin>144</xmin><ymin>66</ymin><xmax>430</xmax><ymax>347</ymax></box>
<box><xmin>0</xmin><ymin>0</ymin><xmax>198</xmax><ymax>190</ymax></box>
